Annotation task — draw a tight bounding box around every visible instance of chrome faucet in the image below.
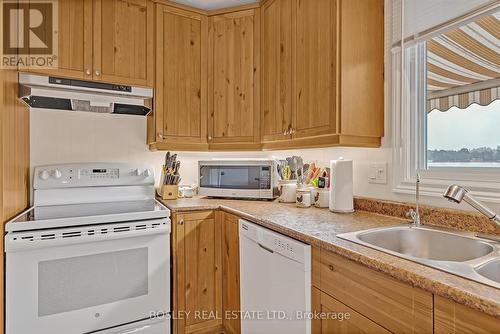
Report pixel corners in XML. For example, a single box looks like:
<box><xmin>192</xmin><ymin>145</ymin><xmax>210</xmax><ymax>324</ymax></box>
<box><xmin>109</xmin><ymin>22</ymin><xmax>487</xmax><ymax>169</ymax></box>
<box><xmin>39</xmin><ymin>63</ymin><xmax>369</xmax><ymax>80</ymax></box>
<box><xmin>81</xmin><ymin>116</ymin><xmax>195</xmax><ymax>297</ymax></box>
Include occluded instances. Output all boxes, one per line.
<box><xmin>408</xmin><ymin>173</ymin><xmax>421</xmax><ymax>226</ymax></box>
<box><xmin>443</xmin><ymin>184</ymin><xmax>500</xmax><ymax>228</ymax></box>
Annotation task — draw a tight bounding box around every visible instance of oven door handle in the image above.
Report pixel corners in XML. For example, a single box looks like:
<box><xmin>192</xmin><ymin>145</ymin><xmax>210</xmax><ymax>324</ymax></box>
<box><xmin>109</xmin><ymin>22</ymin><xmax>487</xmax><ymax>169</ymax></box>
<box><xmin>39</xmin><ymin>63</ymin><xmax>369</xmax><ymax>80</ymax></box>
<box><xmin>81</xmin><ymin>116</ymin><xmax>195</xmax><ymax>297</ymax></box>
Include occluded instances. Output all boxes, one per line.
<box><xmin>5</xmin><ymin>224</ymin><xmax>170</xmax><ymax>252</ymax></box>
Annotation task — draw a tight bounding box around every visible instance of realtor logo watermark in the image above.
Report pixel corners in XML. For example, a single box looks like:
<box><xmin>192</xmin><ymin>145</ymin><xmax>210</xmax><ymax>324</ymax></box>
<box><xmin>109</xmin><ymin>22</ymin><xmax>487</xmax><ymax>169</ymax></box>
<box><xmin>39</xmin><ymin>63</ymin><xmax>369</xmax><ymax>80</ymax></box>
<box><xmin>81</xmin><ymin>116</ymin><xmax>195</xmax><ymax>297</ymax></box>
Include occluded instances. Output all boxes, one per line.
<box><xmin>1</xmin><ymin>0</ymin><xmax>58</xmax><ymax>68</ymax></box>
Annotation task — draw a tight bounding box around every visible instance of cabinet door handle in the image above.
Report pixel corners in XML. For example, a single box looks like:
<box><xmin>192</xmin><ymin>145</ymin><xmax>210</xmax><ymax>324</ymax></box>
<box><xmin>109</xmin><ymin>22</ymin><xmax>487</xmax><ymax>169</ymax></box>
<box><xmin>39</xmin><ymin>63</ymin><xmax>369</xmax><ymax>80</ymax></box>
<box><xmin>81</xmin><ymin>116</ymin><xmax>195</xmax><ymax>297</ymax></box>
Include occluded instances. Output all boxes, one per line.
<box><xmin>157</xmin><ymin>133</ymin><xmax>165</xmax><ymax>140</ymax></box>
<box><xmin>85</xmin><ymin>69</ymin><xmax>91</xmax><ymax>76</ymax></box>
<box><xmin>95</xmin><ymin>70</ymin><xmax>100</xmax><ymax>76</ymax></box>
<box><xmin>178</xmin><ymin>220</ymin><xmax>184</xmax><ymax>225</ymax></box>
<box><xmin>208</xmin><ymin>135</ymin><xmax>212</xmax><ymax>140</ymax></box>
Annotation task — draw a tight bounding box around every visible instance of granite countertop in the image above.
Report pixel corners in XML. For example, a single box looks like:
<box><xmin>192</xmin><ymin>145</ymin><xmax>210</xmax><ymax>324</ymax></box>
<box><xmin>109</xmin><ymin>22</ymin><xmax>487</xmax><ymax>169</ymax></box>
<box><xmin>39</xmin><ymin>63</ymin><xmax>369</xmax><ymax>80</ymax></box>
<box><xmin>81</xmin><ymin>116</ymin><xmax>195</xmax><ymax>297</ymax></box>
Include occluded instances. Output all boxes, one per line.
<box><xmin>159</xmin><ymin>197</ymin><xmax>500</xmax><ymax>318</ymax></box>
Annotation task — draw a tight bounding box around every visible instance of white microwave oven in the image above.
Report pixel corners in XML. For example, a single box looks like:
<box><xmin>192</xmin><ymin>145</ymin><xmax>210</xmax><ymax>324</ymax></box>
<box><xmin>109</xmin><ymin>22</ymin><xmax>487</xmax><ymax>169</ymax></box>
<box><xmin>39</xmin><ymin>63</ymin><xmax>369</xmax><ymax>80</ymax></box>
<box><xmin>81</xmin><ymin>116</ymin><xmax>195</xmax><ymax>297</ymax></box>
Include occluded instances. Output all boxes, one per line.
<box><xmin>198</xmin><ymin>160</ymin><xmax>279</xmax><ymax>199</ymax></box>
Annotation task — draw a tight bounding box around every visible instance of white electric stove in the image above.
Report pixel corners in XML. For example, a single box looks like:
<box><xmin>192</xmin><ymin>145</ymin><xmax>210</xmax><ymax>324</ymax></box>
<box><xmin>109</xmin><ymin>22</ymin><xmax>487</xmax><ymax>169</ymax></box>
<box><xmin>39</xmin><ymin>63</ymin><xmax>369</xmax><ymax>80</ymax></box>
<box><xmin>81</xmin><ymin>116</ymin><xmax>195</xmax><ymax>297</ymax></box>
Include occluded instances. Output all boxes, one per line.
<box><xmin>5</xmin><ymin>163</ymin><xmax>171</xmax><ymax>334</ymax></box>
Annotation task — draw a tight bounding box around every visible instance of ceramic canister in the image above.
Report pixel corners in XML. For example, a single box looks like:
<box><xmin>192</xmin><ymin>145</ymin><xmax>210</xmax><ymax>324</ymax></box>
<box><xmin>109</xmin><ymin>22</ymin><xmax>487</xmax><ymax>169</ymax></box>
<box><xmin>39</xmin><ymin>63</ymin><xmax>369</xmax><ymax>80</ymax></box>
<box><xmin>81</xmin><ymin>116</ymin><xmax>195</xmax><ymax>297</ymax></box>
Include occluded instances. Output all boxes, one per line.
<box><xmin>296</xmin><ymin>189</ymin><xmax>311</xmax><ymax>208</ymax></box>
<box><xmin>314</xmin><ymin>188</ymin><xmax>330</xmax><ymax>208</ymax></box>
<box><xmin>278</xmin><ymin>180</ymin><xmax>298</xmax><ymax>203</ymax></box>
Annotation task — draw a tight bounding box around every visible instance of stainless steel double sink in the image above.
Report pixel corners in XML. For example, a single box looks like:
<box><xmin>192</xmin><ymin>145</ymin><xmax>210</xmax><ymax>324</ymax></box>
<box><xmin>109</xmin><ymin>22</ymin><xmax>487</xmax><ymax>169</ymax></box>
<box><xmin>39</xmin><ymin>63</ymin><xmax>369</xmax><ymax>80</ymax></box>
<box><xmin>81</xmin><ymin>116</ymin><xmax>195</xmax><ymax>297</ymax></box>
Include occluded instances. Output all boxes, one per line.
<box><xmin>337</xmin><ymin>225</ymin><xmax>500</xmax><ymax>288</ymax></box>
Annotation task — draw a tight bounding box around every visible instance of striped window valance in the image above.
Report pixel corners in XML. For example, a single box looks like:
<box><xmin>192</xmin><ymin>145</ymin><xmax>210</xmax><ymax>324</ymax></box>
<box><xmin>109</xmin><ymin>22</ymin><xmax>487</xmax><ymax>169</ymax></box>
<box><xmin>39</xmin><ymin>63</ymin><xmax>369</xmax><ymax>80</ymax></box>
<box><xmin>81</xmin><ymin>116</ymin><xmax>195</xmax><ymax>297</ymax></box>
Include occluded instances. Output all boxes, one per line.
<box><xmin>426</xmin><ymin>12</ymin><xmax>500</xmax><ymax>112</ymax></box>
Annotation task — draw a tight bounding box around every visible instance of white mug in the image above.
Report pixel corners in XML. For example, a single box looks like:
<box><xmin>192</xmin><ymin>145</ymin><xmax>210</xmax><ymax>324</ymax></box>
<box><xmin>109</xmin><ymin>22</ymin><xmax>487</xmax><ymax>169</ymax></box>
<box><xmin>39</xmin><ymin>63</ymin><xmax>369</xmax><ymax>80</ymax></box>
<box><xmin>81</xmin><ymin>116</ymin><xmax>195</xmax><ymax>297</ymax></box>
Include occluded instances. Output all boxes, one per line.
<box><xmin>278</xmin><ymin>180</ymin><xmax>297</xmax><ymax>203</ymax></box>
<box><xmin>296</xmin><ymin>190</ymin><xmax>311</xmax><ymax>208</ymax></box>
<box><xmin>314</xmin><ymin>189</ymin><xmax>330</xmax><ymax>208</ymax></box>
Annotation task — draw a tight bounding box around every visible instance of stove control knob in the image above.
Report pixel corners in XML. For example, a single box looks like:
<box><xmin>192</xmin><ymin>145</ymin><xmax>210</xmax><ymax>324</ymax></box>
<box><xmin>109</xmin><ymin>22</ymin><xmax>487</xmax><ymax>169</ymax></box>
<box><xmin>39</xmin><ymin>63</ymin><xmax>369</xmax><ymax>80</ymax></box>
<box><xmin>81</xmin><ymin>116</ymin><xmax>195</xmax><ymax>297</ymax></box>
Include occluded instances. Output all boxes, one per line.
<box><xmin>132</xmin><ymin>168</ymin><xmax>142</xmax><ymax>176</ymax></box>
<box><xmin>52</xmin><ymin>169</ymin><xmax>62</xmax><ymax>179</ymax></box>
<box><xmin>39</xmin><ymin>170</ymin><xmax>50</xmax><ymax>180</ymax></box>
<box><xmin>144</xmin><ymin>169</ymin><xmax>152</xmax><ymax>177</ymax></box>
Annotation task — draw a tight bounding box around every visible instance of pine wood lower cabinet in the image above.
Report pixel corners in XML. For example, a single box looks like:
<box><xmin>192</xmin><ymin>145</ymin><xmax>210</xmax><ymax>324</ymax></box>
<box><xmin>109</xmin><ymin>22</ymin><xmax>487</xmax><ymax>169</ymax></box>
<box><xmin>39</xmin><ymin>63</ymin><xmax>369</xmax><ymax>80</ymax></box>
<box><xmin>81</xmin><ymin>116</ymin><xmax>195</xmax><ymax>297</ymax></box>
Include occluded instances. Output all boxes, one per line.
<box><xmin>172</xmin><ymin>211</ymin><xmax>223</xmax><ymax>334</ymax></box>
<box><xmin>312</xmin><ymin>287</ymin><xmax>391</xmax><ymax>334</ymax></box>
<box><xmin>434</xmin><ymin>296</ymin><xmax>500</xmax><ymax>334</ymax></box>
<box><xmin>171</xmin><ymin>213</ymin><xmax>499</xmax><ymax>334</ymax></box>
<box><xmin>220</xmin><ymin>212</ymin><xmax>241</xmax><ymax>334</ymax></box>
<box><xmin>319</xmin><ymin>249</ymin><xmax>434</xmax><ymax>334</ymax></box>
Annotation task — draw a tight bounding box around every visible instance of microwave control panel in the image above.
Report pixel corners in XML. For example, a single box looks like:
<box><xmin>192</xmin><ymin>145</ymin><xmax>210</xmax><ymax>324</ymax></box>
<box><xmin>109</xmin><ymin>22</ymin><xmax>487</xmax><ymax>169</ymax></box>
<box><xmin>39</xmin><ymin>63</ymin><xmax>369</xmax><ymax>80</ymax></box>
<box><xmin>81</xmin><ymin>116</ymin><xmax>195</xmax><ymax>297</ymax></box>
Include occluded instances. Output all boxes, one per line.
<box><xmin>259</xmin><ymin>166</ymin><xmax>271</xmax><ymax>189</ymax></box>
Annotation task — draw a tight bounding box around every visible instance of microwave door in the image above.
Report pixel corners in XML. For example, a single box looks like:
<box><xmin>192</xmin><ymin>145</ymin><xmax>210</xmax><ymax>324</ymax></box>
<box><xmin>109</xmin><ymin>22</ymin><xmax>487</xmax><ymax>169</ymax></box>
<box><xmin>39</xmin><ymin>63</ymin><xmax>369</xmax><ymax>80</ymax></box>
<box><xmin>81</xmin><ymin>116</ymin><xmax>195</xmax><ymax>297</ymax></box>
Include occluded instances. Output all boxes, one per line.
<box><xmin>219</xmin><ymin>166</ymin><xmax>261</xmax><ymax>189</ymax></box>
<box><xmin>5</xmin><ymin>221</ymin><xmax>170</xmax><ymax>334</ymax></box>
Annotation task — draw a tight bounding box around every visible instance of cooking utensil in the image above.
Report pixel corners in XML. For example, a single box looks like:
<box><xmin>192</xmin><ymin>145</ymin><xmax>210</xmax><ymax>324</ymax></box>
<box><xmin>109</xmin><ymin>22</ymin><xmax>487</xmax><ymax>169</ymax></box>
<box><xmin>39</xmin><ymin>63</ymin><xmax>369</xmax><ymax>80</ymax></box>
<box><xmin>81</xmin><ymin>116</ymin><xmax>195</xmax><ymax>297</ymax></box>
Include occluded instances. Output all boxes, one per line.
<box><xmin>282</xmin><ymin>165</ymin><xmax>291</xmax><ymax>180</ymax></box>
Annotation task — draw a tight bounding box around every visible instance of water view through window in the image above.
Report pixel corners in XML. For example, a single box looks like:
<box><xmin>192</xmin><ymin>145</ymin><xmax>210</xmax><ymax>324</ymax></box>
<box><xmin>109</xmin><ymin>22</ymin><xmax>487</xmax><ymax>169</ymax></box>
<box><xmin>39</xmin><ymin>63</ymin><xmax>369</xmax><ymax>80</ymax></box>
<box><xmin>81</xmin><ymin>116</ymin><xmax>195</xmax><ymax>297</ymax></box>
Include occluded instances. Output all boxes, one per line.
<box><xmin>427</xmin><ymin>100</ymin><xmax>500</xmax><ymax>167</ymax></box>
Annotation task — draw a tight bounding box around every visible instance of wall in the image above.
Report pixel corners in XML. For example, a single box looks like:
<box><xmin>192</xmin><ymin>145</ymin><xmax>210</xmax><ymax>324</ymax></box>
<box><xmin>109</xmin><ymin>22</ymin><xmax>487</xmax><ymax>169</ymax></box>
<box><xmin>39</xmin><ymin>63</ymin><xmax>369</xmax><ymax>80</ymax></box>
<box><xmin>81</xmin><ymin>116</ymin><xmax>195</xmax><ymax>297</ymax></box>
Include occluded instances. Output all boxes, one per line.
<box><xmin>31</xmin><ymin>109</ymin><xmax>500</xmax><ymax>213</ymax></box>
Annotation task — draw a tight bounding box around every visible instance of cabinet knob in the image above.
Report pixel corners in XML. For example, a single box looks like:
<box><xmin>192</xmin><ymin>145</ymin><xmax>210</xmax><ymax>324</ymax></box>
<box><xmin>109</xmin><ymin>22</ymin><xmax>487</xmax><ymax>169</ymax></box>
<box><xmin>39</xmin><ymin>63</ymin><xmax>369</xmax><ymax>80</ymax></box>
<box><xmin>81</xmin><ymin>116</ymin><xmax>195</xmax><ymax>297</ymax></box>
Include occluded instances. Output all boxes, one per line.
<box><xmin>329</xmin><ymin>264</ymin><xmax>334</xmax><ymax>271</ymax></box>
<box><xmin>85</xmin><ymin>69</ymin><xmax>91</xmax><ymax>76</ymax></box>
<box><xmin>208</xmin><ymin>135</ymin><xmax>212</xmax><ymax>140</ymax></box>
<box><xmin>291</xmin><ymin>128</ymin><xmax>296</xmax><ymax>134</ymax></box>
<box><xmin>157</xmin><ymin>133</ymin><xmax>165</xmax><ymax>139</ymax></box>
<box><xmin>95</xmin><ymin>70</ymin><xmax>100</xmax><ymax>76</ymax></box>
<box><xmin>178</xmin><ymin>220</ymin><xmax>184</xmax><ymax>225</ymax></box>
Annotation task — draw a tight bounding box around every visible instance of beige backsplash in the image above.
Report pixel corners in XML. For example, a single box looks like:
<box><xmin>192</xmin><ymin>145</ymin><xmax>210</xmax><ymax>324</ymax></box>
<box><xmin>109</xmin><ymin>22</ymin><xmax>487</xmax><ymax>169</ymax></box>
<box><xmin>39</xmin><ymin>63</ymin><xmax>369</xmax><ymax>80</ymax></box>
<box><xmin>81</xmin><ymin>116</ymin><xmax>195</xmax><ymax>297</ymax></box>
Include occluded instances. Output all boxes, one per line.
<box><xmin>354</xmin><ymin>197</ymin><xmax>500</xmax><ymax>236</ymax></box>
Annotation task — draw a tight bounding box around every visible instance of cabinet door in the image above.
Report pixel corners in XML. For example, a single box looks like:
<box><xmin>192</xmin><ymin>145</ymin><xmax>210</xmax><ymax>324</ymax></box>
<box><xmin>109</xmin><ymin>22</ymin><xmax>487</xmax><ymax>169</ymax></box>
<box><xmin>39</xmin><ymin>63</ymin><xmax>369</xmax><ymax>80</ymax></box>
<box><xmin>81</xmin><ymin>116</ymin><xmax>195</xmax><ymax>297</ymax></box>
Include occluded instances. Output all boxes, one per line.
<box><xmin>93</xmin><ymin>0</ymin><xmax>154</xmax><ymax>86</ymax></box>
<box><xmin>294</xmin><ymin>0</ymin><xmax>336</xmax><ymax>138</ymax></box>
<box><xmin>208</xmin><ymin>9</ymin><xmax>260</xmax><ymax>149</ymax></box>
<box><xmin>312</xmin><ymin>288</ymin><xmax>391</xmax><ymax>334</ymax></box>
<box><xmin>221</xmin><ymin>212</ymin><xmax>241</xmax><ymax>334</ymax></box>
<box><xmin>320</xmin><ymin>250</ymin><xmax>434</xmax><ymax>333</ymax></box>
<box><xmin>23</xmin><ymin>0</ymin><xmax>93</xmax><ymax>79</ymax></box>
<box><xmin>152</xmin><ymin>5</ymin><xmax>208</xmax><ymax>151</ymax></box>
<box><xmin>173</xmin><ymin>211</ymin><xmax>222</xmax><ymax>334</ymax></box>
<box><xmin>434</xmin><ymin>296</ymin><xmax>499</xmax><ymax>334</ymax></box>
<box><xmin>261</xmin><ymin>0</ymin><xmax>293</xmax><ymax>142</ymax></box>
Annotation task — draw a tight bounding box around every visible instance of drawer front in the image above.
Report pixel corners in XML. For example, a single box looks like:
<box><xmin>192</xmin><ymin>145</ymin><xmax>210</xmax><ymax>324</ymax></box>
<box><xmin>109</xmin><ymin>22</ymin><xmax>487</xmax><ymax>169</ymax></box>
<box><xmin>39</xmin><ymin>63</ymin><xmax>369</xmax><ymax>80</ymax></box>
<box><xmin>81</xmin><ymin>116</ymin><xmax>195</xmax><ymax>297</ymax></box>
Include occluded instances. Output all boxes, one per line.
<box><xmin>320</xmin><ymin>250</ymin><xmax>433</xmax><ymax>333</ymax></box>
<box><xmin>312</xmin><ymin>287</ymin><xmax>392</xmax><ymax>334</ymax></box>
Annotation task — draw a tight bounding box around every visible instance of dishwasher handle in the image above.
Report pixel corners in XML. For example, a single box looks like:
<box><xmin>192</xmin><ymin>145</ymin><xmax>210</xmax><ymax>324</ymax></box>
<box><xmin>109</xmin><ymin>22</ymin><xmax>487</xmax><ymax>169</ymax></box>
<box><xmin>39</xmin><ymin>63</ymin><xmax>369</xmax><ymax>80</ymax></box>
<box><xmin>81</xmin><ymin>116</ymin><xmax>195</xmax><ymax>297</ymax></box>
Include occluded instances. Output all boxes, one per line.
<box><xmin>258</xmin><ymin>242</ymin><xmax>274</xmax><ymax>253</ymax></box>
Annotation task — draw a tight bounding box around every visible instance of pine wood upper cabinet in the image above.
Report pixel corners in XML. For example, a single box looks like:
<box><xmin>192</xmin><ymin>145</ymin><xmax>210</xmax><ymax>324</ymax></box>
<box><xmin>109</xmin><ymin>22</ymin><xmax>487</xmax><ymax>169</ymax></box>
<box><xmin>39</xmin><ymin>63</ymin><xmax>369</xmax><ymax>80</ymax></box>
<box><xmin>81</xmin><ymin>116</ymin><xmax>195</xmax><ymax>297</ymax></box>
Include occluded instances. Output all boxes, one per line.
<box><xmin>23</xmin><ymin>0</ymin><xmax>93</xmax><ymax>79</ymax></box>
<box><xmin>261</xmin><ymin>0</ymin><xmax>384</xmax><ymax>149</ymax></box>
<box><xmin>208</xmin><ymin>9</ymin><xmax>261</xmax><ymax>150</ymax></box>
<box><xmin>294</xmin><ymin>0</ymin><xmax>336</xmax><ymax>139</ymax></box>
<box><xmin>172</xmin><ymin>211</ymin><xmax>222</xmax><ymax>334</ymax></box>
<box><xmin>150</xmin><ymin>5</ymin><xmax>208</xmax><ymax>151</ymax></box>
<box><xmin>93</xmin><ymin>0</ymin><xmax>154</xmax><ymax>86</ymax></box>
<box><xmin>261</xmin><ymin>0</ymin><xmax>293</xmax><ymax>142</ymax></box>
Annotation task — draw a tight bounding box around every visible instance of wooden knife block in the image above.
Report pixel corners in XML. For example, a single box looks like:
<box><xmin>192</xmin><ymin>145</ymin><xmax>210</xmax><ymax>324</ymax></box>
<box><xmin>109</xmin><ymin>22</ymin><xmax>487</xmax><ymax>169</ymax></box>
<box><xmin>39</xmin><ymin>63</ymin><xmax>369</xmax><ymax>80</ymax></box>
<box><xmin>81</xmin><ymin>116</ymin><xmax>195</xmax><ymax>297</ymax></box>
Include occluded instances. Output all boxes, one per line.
<box><xmin>160</xmin><ymin>185</ymin><xmax>179</xmax><ymax>200</ymax></box>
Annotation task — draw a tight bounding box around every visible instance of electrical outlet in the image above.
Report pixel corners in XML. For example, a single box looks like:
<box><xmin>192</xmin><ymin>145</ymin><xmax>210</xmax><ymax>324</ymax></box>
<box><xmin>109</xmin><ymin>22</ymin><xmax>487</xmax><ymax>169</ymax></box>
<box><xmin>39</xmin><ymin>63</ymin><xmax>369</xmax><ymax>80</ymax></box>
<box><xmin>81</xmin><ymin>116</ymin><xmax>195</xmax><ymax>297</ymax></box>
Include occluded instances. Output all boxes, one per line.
<box><xmin>368</xmin><ymin>163</ymin><xmax>387</xmax><ymax>184</ymax></box>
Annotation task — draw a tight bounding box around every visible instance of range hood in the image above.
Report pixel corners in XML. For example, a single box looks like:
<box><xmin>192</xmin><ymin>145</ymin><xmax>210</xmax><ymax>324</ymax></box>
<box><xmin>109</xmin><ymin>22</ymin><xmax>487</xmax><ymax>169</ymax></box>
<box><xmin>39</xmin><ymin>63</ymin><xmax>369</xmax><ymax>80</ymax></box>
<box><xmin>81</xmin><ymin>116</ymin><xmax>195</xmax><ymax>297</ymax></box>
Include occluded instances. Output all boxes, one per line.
<box><xmin>19</xmin><ymin>73</ymin><xmax>153</xmax><ymax>116</ymax></box>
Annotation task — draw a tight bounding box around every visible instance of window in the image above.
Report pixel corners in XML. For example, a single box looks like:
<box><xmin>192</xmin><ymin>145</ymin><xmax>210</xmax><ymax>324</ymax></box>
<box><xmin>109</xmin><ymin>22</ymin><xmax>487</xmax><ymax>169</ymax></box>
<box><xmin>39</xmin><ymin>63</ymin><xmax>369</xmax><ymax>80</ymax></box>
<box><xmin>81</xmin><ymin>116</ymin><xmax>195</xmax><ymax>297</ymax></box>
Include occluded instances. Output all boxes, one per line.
<box><xmin>392</xmin><ymin>1</ymin><xmax>500</xmax><ymax>202</ymax></box>
<box><xmin>428</xmin><ymin>101</ymin><xmax>500</xmax><ymax>168</ymax></box>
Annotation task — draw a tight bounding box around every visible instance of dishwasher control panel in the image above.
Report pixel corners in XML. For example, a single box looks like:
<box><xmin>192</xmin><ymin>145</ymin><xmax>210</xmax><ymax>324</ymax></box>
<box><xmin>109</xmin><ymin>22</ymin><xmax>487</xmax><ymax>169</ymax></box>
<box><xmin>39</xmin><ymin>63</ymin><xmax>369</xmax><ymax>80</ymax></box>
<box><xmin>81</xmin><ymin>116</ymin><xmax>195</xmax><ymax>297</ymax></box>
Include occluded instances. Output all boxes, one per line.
<box><xmin>240</xmin><ymin>219</ymin><xmax>311</xmax><ymax>267</ymax></box>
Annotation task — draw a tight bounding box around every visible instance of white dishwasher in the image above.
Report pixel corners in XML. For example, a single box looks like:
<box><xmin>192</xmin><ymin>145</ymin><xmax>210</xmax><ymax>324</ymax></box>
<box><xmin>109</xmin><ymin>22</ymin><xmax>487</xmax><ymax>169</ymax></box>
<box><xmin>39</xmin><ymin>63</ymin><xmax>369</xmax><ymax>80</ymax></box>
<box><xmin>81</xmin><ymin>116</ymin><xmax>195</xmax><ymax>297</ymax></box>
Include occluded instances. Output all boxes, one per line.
<box><xmin>239</xmin><ymin>220</ymin><xmax>311</xmax><ymax>334</ymax></box>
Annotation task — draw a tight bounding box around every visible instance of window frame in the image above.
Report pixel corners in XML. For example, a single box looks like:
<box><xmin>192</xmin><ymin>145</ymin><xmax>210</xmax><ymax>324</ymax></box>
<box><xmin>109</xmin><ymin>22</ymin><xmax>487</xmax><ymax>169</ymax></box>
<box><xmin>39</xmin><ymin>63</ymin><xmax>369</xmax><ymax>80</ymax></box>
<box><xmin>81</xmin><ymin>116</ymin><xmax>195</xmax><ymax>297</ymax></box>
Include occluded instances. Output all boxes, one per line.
<box><xmin>392</xmin><ymin>5</ymin><xmax>500</xmax><ymax>204</ymax></box>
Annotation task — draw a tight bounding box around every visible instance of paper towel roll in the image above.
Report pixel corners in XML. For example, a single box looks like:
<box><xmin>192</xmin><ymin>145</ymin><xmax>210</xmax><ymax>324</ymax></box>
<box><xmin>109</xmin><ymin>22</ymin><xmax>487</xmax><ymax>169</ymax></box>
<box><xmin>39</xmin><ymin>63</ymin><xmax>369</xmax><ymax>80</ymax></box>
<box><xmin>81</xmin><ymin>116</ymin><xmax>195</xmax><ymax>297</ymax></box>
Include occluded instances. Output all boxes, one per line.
<box><xmin>329</xmin><ymin>158</ymin><xmax>354</xmax><ymax>213</ymax></box>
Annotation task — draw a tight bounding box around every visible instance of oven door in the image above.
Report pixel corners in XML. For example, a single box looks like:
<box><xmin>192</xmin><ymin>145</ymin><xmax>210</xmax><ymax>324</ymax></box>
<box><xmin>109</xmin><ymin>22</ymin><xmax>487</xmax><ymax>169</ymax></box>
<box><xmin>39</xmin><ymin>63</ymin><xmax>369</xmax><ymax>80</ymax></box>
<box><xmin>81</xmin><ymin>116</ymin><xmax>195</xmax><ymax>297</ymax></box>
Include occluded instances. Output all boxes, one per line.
<box><xmin>5</xmin><ymin>219</ymin><xmax>170</xmax><ymax>334</ymax></box>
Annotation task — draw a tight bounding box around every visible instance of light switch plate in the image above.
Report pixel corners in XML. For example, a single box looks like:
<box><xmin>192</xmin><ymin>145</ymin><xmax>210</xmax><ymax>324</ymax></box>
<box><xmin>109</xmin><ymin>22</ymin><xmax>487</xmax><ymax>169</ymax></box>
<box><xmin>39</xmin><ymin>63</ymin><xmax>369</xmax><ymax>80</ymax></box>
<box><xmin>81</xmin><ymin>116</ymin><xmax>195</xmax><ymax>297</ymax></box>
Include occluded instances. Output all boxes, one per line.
<box><xmin>368</xmin><ymin>163</ymin><xmax>387</xmax><ymax>184</ymax></box>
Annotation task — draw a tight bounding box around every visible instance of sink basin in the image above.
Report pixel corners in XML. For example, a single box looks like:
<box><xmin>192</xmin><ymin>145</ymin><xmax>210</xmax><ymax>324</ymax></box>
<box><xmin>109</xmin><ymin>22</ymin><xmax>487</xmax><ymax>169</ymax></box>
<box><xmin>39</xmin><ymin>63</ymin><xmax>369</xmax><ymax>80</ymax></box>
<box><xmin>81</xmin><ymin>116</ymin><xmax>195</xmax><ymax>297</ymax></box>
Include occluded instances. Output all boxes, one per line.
<box><xmin>357</xmin><ymin>227</ymin><xmax>494</xmax><ymax>262</ymax></box>
<box><xmin>476</xmin><ymin>259</ymin><xmax>500</xmax><ymax>284</ymax></box>
<box><xmin>337</xmin><ymin>226</ymin><xmax>500</xmax><ymax>288</ymax></box>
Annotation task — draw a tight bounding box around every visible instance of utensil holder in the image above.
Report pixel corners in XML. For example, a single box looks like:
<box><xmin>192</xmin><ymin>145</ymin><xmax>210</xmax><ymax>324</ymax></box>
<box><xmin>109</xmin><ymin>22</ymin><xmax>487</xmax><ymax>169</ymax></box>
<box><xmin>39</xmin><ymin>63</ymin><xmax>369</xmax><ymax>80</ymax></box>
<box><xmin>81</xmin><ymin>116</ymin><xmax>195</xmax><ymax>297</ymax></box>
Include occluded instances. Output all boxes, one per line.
<box><xmin>160</xmin><ymin>185</ymin><xmax>179</xmax><ymax>200</ymax></box>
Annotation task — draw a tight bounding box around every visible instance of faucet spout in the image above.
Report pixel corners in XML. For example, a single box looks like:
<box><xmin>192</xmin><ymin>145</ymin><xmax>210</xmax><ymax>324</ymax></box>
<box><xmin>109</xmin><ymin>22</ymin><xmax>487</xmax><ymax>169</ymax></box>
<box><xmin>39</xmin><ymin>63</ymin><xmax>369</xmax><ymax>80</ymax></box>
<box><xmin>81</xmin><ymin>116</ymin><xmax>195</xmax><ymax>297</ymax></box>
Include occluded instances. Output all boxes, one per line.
<box><xmin>443</xmin><ymin>184</ymin><xmax>500</xmax><ymax>228</ymax></box>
